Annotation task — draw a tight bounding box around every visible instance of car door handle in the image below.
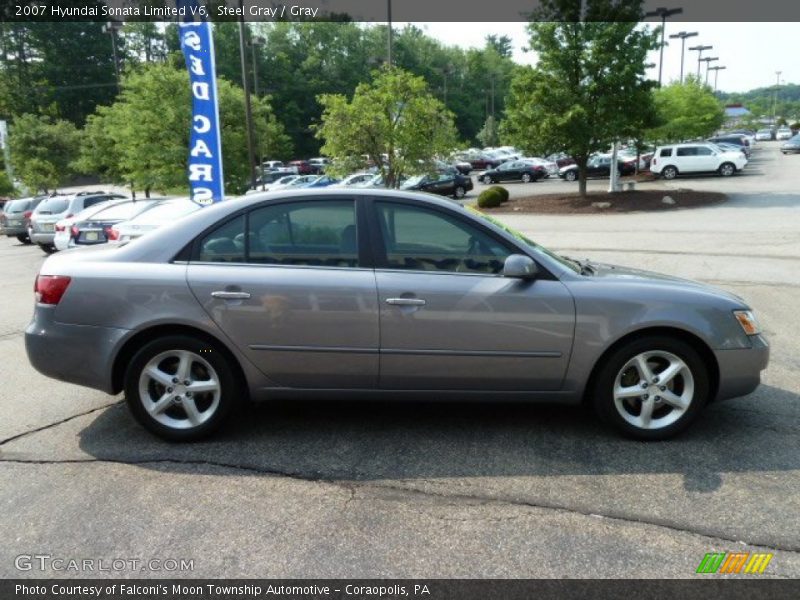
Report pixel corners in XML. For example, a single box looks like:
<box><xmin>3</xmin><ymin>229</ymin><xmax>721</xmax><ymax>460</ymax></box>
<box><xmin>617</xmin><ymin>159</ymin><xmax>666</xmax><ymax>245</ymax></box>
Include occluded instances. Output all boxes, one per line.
<box><xmin>385</xmin><ymin>298</ymin><xmax>426</xmax><ymax>306</ymax></box>
<box><xmin>211</xmin><ymin>291</ymin><xmax>251</xmax><ymax>300</ymax></box>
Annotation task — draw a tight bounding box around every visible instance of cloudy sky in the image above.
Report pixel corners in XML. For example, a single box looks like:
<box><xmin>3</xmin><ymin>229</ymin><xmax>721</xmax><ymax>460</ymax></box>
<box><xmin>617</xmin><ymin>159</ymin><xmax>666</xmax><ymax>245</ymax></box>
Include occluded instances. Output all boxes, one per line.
<box><xmin>409</xmin><ymin>22</ymin><xmax>796</xmax><ymax>93</ymax></box>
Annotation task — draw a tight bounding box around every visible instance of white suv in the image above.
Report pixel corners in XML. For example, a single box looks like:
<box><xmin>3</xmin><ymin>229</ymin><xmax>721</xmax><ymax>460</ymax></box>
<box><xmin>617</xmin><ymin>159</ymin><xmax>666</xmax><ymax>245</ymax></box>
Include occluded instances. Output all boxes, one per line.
<box><xmin>650</xmin><ymin>143</ymin><xmax>747</xmax><ymax>180</ymax></box>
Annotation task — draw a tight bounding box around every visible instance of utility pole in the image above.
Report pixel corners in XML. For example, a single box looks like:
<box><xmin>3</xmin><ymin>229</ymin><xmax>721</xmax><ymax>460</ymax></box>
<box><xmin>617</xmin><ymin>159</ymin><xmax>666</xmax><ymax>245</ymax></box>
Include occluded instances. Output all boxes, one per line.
<box><xmin>387</xmin><ymin>0</ymin><xmax>393</xmax><ymax>66</ymax></box>
<box><xmin>772</xmin><ymin>71</ymin><xmax>782</xmax><ymax>126</ymax></box>
<box><xmin>249</xmin><ymin>35</ymin><xmax>264</xmax><ymax>97</ymax></box>
<box><xmin>644</xmin><ymin>7</ymin><xmax>683</xmax><ymax>87</ymax></box>
<box><xmin>668</xmin><ymin>31</ymin><xmax>698</xmax><ymax>83</ymax></box>
<box><xmin>689</xmin><ymin>44</ymin><xmax>712</xmax><ymax>79</ymax></box>
<box><xmin>101</xmin><ymin>21</ymin><xmax>122</xmax><ymax>92</ymax></box>
<box><xmin>237</xmin><ymin>10</ymin><xmax>257</xmax><ymax>189</ymax></box>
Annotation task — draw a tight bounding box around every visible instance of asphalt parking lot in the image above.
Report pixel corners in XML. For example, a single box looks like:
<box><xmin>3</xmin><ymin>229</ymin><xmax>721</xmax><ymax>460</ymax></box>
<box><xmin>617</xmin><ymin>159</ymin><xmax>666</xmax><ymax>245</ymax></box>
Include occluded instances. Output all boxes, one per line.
<box><xmin>0</xmin><ymin>142</ymin><xmax>798</xmax><ymax>579</ymax></box>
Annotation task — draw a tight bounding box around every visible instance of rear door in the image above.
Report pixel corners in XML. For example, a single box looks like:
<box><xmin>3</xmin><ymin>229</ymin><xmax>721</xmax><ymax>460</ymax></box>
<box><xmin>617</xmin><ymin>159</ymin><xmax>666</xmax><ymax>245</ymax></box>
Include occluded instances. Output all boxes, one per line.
<box><xmin>186</xmin><ymin>197</ymin><xmax>379</xmax><ymax>389</ymax></box>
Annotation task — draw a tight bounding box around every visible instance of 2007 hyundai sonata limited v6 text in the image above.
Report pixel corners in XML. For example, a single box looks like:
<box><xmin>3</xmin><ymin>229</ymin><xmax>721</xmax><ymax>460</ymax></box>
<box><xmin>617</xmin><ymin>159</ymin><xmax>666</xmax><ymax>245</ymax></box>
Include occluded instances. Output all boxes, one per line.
<box><xmin>25</xmin><ymin>189</ymin><xmax>769</xmax><ymax>441</ymax></box>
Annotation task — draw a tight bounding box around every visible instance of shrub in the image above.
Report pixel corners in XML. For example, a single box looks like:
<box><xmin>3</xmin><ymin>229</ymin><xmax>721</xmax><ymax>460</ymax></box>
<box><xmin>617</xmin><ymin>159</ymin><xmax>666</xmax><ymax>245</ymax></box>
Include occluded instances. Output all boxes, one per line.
<box><xmin>489</xmin><ymin>185</ymin><xmax>510</xmax><ymax>203</ymax></box>
<box><xmin>477</xmin><ymin>188</ymin><xmax>503</xmax><ymax>208</ymax></box>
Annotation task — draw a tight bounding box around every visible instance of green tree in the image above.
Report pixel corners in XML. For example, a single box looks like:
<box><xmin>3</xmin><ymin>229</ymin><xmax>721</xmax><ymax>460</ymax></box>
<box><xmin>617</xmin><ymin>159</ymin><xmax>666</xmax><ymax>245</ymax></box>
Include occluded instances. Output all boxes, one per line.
<box><xmin>501</xmin><ymin>0</ymin><xmax>657</xmax><ymax>196</ymax></box>
<box><xmin>647</xmin><ymin>76</ymin><xmax>725</xmax><ymax>144</ymax></box>
<box><xmin>0</xmin><ymin>170</ymin><xmax>14</xmax><ymax>196</ymax></box>
<box><xmin>476</xmin><ymin>115</ymin><xmax>500</xmax><ymax>147</ymax></box>
<box><xmin>8</xmin><ymin>114</ymin><xmax>80</xmax><ymax>193</ymax></box>
<box><xmin>77</xmin><ymin>63</ymin><xmax>291</xmax><ymax>195</ymax></box>
<box><xmin>316</xmin><ymin>66</ymin><xmax>458</xmax><ymax>188</ymax></box>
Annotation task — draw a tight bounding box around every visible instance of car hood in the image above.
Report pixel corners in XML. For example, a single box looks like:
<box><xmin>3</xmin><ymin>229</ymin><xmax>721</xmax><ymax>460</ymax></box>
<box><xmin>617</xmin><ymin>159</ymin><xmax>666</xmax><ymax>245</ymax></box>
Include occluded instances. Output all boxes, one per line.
<box><xmin>582</xmin><ymin>261</ymin><xmax>747</xmax><ymax>305</ymax></box>
<box><xmin>782</xmin><ymin>140</ymin><xmax>800</xmax><ymax>147</ymax></box>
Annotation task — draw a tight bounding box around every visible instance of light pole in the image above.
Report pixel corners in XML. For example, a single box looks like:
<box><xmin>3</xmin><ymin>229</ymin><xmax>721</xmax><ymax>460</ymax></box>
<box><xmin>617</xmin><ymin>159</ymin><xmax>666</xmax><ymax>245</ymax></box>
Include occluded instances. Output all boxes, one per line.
<box><xmin>237</xmin><ymin>10</ymin><xmax>257</xmax><ymax>189</ymax></box>
<box><xmin>668</xmin><ymin>31</ymin><xmax>698</xmax><ymax>83</ymax></box>
<box><xmin>772</xmin><ymin>71</ymin><xmax>782</xmax><ymax>126</ymax></box>
<box><xmin>700</xmin><ymin>56</ymin><xmax>719</xmax><ymax>85</ymax></box>
<box><xmin>688</xmin><ymin>44</ymin><xmax>712</xmax><ymax>79</ymax></box>
<box><xmin>249</xmin><ymin>35</ymin><xmax>265</xmax><ymax>97</ymax></box>
<box><xmin>101</xmin><ymin>21</ymin><xmax>122</xmax><ymax>92</ymax></box>
<box><xmin>708</xmin><ymin>65</ymin><xmax>726</xmax><ymax>92</ymax></box>
<box><xmin>644</xmin><ymin>7</ymin><xmax>683</xmax><ymax>87</ymax></box>
<box><xmin>387</xmin><ymin>0</ymin><xmax>393</xmax><ymax>66</ymax></box>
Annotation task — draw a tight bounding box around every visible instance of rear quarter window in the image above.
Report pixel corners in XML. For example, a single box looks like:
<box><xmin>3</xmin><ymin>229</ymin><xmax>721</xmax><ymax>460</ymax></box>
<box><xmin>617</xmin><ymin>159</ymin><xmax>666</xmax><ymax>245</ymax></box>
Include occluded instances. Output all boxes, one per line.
<box><xmin>659</xmin><ymin>148</ymin><xmax>673</xmax><ymax>157</ymax></box>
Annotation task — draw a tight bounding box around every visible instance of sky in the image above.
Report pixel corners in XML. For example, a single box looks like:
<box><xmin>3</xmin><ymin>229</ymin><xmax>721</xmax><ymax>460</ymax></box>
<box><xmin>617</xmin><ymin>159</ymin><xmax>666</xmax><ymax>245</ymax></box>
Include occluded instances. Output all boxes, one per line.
<box><xmin>405</xmin><ymin>22</ymin><xmax>797</xmax><ymax>94</ymax></box>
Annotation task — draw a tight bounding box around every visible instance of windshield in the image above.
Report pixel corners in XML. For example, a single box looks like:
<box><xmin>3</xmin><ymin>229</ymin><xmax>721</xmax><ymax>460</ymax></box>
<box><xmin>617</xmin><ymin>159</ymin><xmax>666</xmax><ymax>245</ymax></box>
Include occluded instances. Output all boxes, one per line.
<box><xmin>128</xmin><ymin>200</ymin><xmax>200</xmax><ymax>225</ymax></box>
<box><xmin>401</xmin><ymin>175</ymin><xmax>426</xmax><ymax>187</ymax></box>
<box><xmin>3</xmin><ymin>199</ymin><xmax>30</xmax><ymax>213</ymax></box>
<box><xmin>465</xmin><ymin>206</ymin><xmax>580</xmax><ymax>273</ymax></box>
<box><xmin>89</xmin><ymin>201</ymin><xmax>153</xmax><ymax>222</ymax></box>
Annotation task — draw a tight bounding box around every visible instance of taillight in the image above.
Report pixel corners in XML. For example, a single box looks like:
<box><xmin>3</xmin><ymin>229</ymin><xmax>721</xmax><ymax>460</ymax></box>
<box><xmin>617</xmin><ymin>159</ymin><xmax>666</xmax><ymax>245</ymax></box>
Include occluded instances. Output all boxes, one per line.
<box><xmin>34</xmin><ymin>275</ymin><xmax>71</xmax><ymax>305</ymax></box>
<box><xmin>23</xmin><ymin>210</ymin><xmax>32</xmax><ymax>219</ymax></box>
<box><xmin>107</xmin><ymin>226</ymin><xmax>120</xmax><ymax>241</ymax></box>
<box><xmin>652</xmin><ymin>158</ymin><xmax>657</xmax><ymax>165</ymax></box>
<box><xmin>55</xmin><ymin>223</ymin><xmax>65</xmax><ymax>232</ymax></box>
<box><xmin>70</xmin><ymin>225</ymin><xmax>79</xmax><ymax>238</ymax></box>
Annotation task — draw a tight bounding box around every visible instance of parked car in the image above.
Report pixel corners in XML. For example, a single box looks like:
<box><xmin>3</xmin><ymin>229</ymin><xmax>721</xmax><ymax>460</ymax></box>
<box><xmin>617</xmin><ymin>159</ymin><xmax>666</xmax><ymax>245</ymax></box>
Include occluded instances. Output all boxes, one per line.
<box><xmin>69</xmin><ymin>199</ymin><xmax>158</xmax><ymax>247</ymax></box>
<box><xmin>245</xmin><ymin>175</ymin><xmax>299</xmax><ymax>195</ymax></box>
<box><xmin>558</xmin><ymin>155</ymin><xmax>635</xmax><ymax>181</ymax></box>
<box><xmin>727</xmin><ymin>130</ymin><xmax>757</xmax><ymax>146</ymax></box>
<box><xmin>781</xmin><ymin>134</ymin><xmax>800</xmax><ymax>154</ymax></box>
<box><xmin>462</xmin><ymin>152</ymin><xmax>506</xmax><ymax>170</ymax></box>
<box><xmin>284</xmin><ymin>175</ymin><xmax>322</xmax><ymax>189</ymax></box>
<box><xmin>30</xmin><ymin>192</ymin><xmax>127</xmax><ymax>253</ymax></box>
<box><xmin>482</xmin><ymin>160</ymin><xmax>547</xmax><ymax>184</ymax></box>
<box><xmin>707</xmin><ymin>135</ymin><xmax>751</xmax><ymax>157</ymax></box>
<box><xmin>776</xmin><ymin>128</ymin><xmax>793</xmax><ymax>141</ymax></box>
<box><xmin>288</xmin><ymin>160</ymin><xmax>316</xmax><ymax>175</ymax></box>
<box><xmin>711</xmin><ymin>142</ymin><xmax>747</xmax><ymax>157</ymax></box>
<box><xmin>650</xmin><ymin>143</ymin><xmax>747</xmax><ymax>179</ymax></box>
<box><xmin>521</xmin><ymin>157</ymin><xmax>559</xmax><ymax>177</ymax></box>
<box><xmin>446</xmin><ymin>157</ymin><xmax>473</xmax><ymax>175</ymax></box>
<box><xmin>755</xmin><ymin>129</ymin><xmax>774</xmax><ymax>141</ymax></box>
<box><xmin>109</xmin><ymin>198</ymin><xmax>201</xmax><ymax>243</ymax></box>
<box><xmin>53</xmin><ymin>199</ymin><xmax>132</xmax><ymax>251</ymax></box>
<box><xmin>0</xmin><ymin>195</ymin><xmax>46</xmax><ymax>243</ymax></box>
<box><xmin>618</xmin><ymin>149</ymin><xmax>654</xmax><ymax>171</ymax></box>
<box><xmin>303</xmin><ymin>175</ymin><xmax>340</xmax><ymax>188</ymax></box>
<box><xmin>546</xmin><ymin>153</ymin><xmax>576</xmax><ymax>168</ymax></box>
<box><xmin>308</xmin><ymin>158</ymin><xmax>331</xmax><ymax>173</ymax></box>
<box><xmin>400</xmin><ymin>172</ymin><xmax>473</xmax><ymax>198</ymax></box>
<box><xmin>330</xmin><ymin>173</ymin><xmax>375</xmax><ymax>188</ymax></box>
<box><xmin>26</xmin><ymin>189</ymin><xmax>768</xmax><ymax>442</ymax></box>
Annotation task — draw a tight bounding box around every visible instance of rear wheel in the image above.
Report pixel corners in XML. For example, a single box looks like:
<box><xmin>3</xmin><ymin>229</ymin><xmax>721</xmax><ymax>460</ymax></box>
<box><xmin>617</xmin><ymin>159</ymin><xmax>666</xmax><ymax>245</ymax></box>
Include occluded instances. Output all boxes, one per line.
<box><xmin>718</xmin><ymin>162</ymin><xmax>736</xmax><ymax>177</ymax></box>
<box><xmin>591</xmin><ymin>336</ymin><xmax>710</xmax><ymax>440</ymax></box>
<box><xmin>38</xmin><ymin>243</ymin><xmax>56</xmax><ymax>254</ymax></box>
<box><xmin>16</xmin><ymin>234</ymin><xmax>30</xmax><ymax>244</ymax></box>
<box><xmin>661</xmin><ymin>165</ymin><xmax>678</xmax><ymax>180</ymax></box>
<box><xmin>453</xmin><ymin>185</ymin><xmax>466</xmax><ymax>199</ymax></box>
<box><xmin>564</xmin><ymin>170</ymin><xmax>578</xmax><ymax>182</ymax></box>
<box><xmin>521</xmin><ymin>172</ymin><xmax>532</xmax><ymax>183</ymax></box>
<box><xmin>124</xmin><ymin>335</ymin><xmax>239</xmax><ymax>441</ymax></box>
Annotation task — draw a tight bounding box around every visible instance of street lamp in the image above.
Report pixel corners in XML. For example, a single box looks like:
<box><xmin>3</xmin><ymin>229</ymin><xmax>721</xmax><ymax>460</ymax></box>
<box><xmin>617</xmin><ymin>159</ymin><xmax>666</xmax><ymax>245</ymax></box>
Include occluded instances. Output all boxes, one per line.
<box><xmin>708</xmin><ymin>65</ymin><xmax>726</xmax><ymax>92</ymax></box>
<box><xmin>688</xmin><ymin>44</ymin><xmax>712</xmax><ymax>79</ymax></box>
<box><xmin>387</xmin><ymin>0</ymin><xmax>393</xmax><ymax>66</ymax></box>
<box><xmin>644</xmin><ymin>6</ymin><xmax>683</xmax><ymax>87</ymax></box>
<box><xmin>101</xmin><ymin>21</ymin><xmax>122</xmax><ymax>92</ymax></box>
<box><xmin>249</xmin><ymin>35</ymin><xmax>265</xmax><ymax>97</ymax></box>
<box><xmin>772</xmin><ymin>71</ymin><xmax>783</xmax><ymax>125</ymax></box>
<box><xmin>700</xmin><ymin>56</ymin><xmax>719</xmax><ymax>85</ymax></box>
<box><xmin>668</xmin><ymin>31</ymin><xmax>698</xmax><ymax>83</ymax></box>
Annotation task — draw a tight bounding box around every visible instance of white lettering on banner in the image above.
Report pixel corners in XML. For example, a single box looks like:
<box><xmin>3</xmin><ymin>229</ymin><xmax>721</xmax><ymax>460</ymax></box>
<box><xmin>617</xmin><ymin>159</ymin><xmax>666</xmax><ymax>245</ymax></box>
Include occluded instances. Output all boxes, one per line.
<box><xmin>192</xmin><ymin>82</ymin><xmax>210</xmax><ymax>101</ymax></box>
<box><xmin>189</xmin><ymin>55</ymin><xmax>205</xmax><ymax>76</ymax></box>
<box><xmin>189</xmin><ymin>164</ymin><xmax>213</xmax><ymax>182</ymax></box>
<box><xmin>190</xmin><ymin>139</ymin><xmax>213</xmax><ymax>158</ymax></box>
<box><xmin>192</xmin><ymin>188</ymin><xmax>214</xmax><ymax>204</ymax></box>
<box><xmin>182</xmin><ymin>30</ymin><xmax>201</xmax><ymax>51</ymax></box>
<box><xmin>193</xmin><ymin>115</ymin><xmax>211</xmax><ymax>134</ymax></box>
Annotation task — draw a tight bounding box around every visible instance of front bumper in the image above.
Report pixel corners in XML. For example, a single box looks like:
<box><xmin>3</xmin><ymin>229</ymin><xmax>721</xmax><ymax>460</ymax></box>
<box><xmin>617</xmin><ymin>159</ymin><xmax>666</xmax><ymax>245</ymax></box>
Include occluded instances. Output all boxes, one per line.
<box><xmin>714</xmin><ymin>334</ymin><xmax>770</xmax><ymax>401</ymax></box>
<box><xmin>25</xmin><ymin>306</ymin><xmax>129</xmax><ymax>394</ymax></box>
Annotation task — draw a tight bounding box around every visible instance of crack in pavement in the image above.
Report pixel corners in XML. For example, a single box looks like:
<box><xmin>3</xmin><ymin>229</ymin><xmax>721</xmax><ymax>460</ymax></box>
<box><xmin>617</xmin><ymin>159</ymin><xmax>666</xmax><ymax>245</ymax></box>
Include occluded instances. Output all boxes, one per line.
<box><xmin>0</xmin><ymin>400</ymin><xmax>123</xmax><ymax>446</ymax></box>
<box><xmin>1</xmin><ymin>455</ymin><xmax>798</xmax><ymax>555</ymax></box>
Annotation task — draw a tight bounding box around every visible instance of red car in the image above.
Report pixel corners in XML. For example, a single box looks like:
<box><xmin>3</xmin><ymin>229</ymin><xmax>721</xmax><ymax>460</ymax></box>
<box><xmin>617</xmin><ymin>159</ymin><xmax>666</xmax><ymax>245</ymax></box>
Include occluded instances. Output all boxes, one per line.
<box><xmin>546</xmin><ymin>153</ymin><xmax>576</xmax><ymax>168</ymax></box>
<box><xmin>288</xmin><ymin>160</ymin><xmax>316</xmax><ymax>175</ymax></box>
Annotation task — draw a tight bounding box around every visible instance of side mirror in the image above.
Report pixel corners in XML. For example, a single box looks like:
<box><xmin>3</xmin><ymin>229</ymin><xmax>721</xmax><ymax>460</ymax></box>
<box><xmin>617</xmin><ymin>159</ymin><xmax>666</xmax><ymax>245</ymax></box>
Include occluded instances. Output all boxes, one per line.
<box><xmin>503</xmin><ymin>254</ymin><xmax>538</xmax><ymax>279</ymax></box>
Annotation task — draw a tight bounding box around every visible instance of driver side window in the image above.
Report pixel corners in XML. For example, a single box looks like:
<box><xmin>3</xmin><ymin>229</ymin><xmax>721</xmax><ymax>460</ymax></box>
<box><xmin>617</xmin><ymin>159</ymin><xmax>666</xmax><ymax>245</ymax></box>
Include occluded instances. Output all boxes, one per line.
<box><xmin>375</xmin><ymin>202</ymin><xmax>511</xmax><ymax>274</ymax></box>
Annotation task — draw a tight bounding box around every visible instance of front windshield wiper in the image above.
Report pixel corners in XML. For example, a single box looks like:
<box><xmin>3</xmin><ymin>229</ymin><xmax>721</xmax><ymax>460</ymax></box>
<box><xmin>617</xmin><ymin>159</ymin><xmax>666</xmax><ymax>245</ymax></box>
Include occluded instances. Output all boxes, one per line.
<box><xmin>564</xmin><ymin>256</ymin><xmax>595</xmax><ymax>275</ymax></box>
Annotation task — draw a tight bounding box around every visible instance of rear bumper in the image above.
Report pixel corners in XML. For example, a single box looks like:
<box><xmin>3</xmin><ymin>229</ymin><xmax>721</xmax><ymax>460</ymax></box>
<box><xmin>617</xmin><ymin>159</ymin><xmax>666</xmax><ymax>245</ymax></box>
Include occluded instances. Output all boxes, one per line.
<box><xmin>25</xmin><ymin>306</ymin><xmax>129</xmax><ymax>394</ymax></box>
<box><xmin>2</xmin><ymin>224</ymin><xmax>27</xmax><ymax>236</ymax></box>
<box><xmin>30</xmin><ymin>232</ymin><xmax>55</xmax><ymax>245</ymax></box>
<box><xmin>714</xmin><ymin>334</ymin><xmax>770</xmax><ymax>401</ymax></box>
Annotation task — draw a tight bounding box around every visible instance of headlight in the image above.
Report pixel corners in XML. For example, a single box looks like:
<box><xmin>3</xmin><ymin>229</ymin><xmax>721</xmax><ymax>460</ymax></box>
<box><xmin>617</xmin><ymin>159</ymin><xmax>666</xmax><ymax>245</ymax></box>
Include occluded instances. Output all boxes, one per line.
<box><xmin>733</xmin><ymin>310</ymin><xmax>761</xmax><ymax>336</ymax></box>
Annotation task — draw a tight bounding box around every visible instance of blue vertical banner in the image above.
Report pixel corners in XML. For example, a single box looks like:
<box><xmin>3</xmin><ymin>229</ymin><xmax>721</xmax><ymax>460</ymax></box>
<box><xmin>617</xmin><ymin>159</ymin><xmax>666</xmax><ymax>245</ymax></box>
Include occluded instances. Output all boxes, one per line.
<box><xmin>178</xmin><ymin>0</ymin><xmax>225</xmax><ymax>204</ymax></box>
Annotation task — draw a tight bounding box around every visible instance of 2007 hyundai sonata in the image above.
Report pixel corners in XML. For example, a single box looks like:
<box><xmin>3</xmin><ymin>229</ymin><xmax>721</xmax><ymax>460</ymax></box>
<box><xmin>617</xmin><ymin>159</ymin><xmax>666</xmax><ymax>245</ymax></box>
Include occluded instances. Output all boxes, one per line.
<box><xmin>26</xmin><ymin>189</ymin><xmax>768</xmax><ymax>441</ymax></box>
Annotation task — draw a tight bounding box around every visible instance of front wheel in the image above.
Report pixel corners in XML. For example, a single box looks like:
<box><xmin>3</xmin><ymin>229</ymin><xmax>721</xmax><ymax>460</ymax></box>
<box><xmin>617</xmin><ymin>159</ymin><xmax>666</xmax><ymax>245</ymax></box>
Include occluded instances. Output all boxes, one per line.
<box><xmin>521</xmin><ymin>172</ymin><xmax>532</xmax><ymax>183</ymax></box>
<box><xmin>564</xmin><ymin>170</ymin><xmax>578</xmax><ymax>182</ymax></box>
<box><xmin>124</xmin><ymin>335</ymin><xmax>239</xmax><ymax>441</ymax></box>
<box><xmin>591</xmin><ymin>336</ymin><xmax>710</xmax><ymax>440</ymax></box>
<box><xmin>718</xmin><ymin>162</ymin><xmax>736</xmax><ymax>177</ymax></box>
<box><xmin>453</xmin><ymin>186</ymin><xmax>466</xmax><ymax>199</ymax></box>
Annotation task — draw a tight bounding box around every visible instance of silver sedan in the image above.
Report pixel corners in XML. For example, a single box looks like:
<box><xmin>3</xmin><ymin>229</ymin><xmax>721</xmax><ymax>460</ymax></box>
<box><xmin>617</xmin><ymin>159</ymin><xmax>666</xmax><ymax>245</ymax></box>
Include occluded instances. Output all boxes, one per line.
<box><xmin>25</xmin><ymin>189</ymin><xmax>768</xmax><ymax>441</ymax></box>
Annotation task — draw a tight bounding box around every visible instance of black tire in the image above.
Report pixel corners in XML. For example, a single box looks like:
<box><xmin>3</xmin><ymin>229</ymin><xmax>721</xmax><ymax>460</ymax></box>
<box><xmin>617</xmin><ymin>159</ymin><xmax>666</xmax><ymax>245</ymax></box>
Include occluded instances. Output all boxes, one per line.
<box><xmin>718</xmin><ymin>162</ymin><xmax>736</xmax><ymax>177</ymax></box>
<box><xmin>564</xmin><ymin>170</ymin><xmax>578</xmax><ymax>182</ymax></box>
<box><xmin>124</xmin><ymin>335</ymin><xmax>239</xmax><ymax>441</ymax></box>
<box><xmin>16</xmin><ymin>234</ymin><xmax>30</xmax><ymax>244</ymax></box>
<box><xmin>591</xmin><ymin>335</ymin><xmax>710</xmax><ymax>440</ymax></box>
<box><xmin>453</xmin><ymin>186</ymin><xmax>466</xmax><ymax>199</ymax></box>
<box><xmin>521</xmin><ymin>172</ymin><xmax>532</xmax><ymax>183</ymax></box>
<box><xmin>661</xmin><ymin>165</ymin><xmax>678</xmax><ymax>180</ymax></box>
<box><xmin>38</xmin><ymin>243</ymin><xmax>56</xmax><ymax>254</ymax></box>
<box><xmin>483</xmin><ymin>175</ymin><xmax>494</xmax><ymax>184</ymax></box>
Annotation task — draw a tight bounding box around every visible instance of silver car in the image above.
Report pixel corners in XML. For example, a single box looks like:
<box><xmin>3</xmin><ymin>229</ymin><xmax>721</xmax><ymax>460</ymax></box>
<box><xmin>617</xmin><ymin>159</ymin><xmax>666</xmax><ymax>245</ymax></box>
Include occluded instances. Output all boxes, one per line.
<box><xmin>25</xmin><ymin>189</ymin><xmax>768</xmax><ymax>441</ymax></box>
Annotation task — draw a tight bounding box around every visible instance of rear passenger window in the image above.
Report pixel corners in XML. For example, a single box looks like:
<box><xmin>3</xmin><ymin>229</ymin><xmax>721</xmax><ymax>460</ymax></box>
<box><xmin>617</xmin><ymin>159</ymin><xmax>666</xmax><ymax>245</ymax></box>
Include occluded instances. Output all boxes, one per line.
<box><xmin>197</xmin><ymin>215</ymin><xmax>246</xmax><ymax>263</ymax></box>
<box><xmin>659</xmin><ymin>148</ymin><xmax>673</xmax><ymax>157</ymax></box>
<box><xmin>676</xmin><ymin>147</ymin><xmax>697</xmax><ymax>157</ymax></box>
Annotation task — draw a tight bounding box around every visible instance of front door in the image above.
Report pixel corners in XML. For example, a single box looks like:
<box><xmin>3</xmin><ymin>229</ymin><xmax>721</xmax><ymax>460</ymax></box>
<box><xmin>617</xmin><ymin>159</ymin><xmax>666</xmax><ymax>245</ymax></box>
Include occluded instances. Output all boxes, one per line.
<box><xmin>187</xmin><ymin>198</ymin><xmax>379</xmax><ymax>389</ymax></box>
<box><xmin>370</xmin><ymin>200</ymin><xmax>575</xmax><ymax>391</ymax></box>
